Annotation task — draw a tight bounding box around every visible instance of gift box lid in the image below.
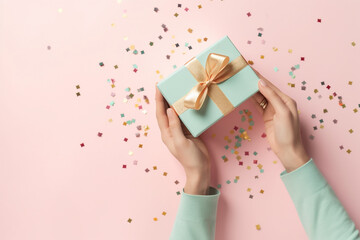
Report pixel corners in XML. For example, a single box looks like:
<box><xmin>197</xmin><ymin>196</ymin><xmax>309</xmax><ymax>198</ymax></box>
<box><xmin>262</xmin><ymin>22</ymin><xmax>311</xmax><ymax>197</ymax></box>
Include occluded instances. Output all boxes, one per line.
<box><xmin>157</xmin><ymin>35</ymin><xmax>259</xmax><ymax>137</ymax></box>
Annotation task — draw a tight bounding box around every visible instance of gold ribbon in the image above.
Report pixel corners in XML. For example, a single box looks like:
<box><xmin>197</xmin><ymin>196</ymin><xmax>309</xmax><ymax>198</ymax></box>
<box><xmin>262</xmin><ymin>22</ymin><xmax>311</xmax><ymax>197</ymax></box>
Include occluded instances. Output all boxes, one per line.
<box><xmin>171</xmin><ymin>53</ymin><xmax>248</xmax><ymax>116</ymax></box>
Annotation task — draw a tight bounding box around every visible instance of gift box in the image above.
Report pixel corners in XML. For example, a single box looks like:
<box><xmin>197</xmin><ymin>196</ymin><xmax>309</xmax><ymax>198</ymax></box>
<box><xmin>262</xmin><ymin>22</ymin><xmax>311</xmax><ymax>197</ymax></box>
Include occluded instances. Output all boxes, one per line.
<box><xmin>157</xmin><ymin>36</ymin><xmax>259</xmax><ymax>137</ymax></box>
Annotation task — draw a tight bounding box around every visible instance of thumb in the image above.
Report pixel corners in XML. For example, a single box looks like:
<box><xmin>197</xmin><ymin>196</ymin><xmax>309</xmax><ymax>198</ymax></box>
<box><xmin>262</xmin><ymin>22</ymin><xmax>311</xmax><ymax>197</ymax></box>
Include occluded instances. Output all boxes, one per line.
<box><xmin>167</xmin><ymin>108</ymin><xmax>187</xmax><ymax>142</ymax></box>
<box><xmin>257</xmin><ymin>77</ymin><xmax>288</xmax><ymax>115</ymax></box>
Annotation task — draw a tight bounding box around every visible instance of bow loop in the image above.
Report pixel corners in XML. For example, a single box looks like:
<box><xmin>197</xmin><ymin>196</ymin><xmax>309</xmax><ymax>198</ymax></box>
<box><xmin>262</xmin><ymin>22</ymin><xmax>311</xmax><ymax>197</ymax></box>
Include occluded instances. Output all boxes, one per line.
<box><xmin>184</xmin><ymin>53</ymin><xmax>232</xmax><ymax>110</ymax></box>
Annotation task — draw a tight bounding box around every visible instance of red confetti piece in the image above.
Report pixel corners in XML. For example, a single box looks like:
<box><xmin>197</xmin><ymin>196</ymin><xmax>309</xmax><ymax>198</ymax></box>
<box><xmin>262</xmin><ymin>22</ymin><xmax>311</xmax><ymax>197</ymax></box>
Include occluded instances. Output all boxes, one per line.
<box><xmin>80</xmin><ymin>143</ymin><xmax>85</xmax><ymax>147</ymax></box>
<box><xmin>247</xmin><ymin>12</ymin><xmax>251</xmax><ymax>17</ymax></box>
<box><xmin>98</xmin><ymin>132</ymin><xmax>103</xmax><ymax>137</ymax></box>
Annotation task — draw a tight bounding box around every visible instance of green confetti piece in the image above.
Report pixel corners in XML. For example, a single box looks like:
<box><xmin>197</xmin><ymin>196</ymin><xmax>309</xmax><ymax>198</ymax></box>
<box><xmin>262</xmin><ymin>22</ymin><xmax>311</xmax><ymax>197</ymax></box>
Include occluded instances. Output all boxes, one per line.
<box><xmin>307</xmin><ymin>96</ymin><xmax>311</xmax><ymax>100</ymax></box>
<box><xmin>260</xmin><ymin>169</ymin><xmax>264</xmax><ymax>173</ymax></box>
<box><xmin>253</xmin><ymin>151</ymin><xmax>258</xmax><ymax>156</ymax></box>
<box><xmin>295</xmin><ymin>64</ymin><xmax>300</xmax><ymax>69</ymax></box>
<box><xmin>234</xmin><ymin>179</ymin><xmax>238</xmax><ymax>183</ymax></box>
<box><xmin>125</xmin><ymin>87</ymin><xmax>130</xmax><ymax>92</ymax></box>
<box><xmin>133</xmin><ymin>64</ymin><xmax>138</xmax><ymax>68</ymax></box>
<box><xmin>274</xmin><ymin>67</ymin><xmax>279</xmax><ymax>72</ymax></box>
<box><xmin>121</xmin><ymin>113</ymin><xmax>125</xmax><ymax>118</ymax></box>
<box><xmin>226</xmin><ymin>180</ymin><xmax>231</xmax><ymax>184</ymax></box>
<box><xmin>217</xmin><ymin>184</ymin><xmax>222</xmax><ymax>189</ymax></box>
<box><xmin>110</xmin><ymin>101</ymin><xmax>115</xmax><ymax>106</ymax></box>
<box><xmin>239</xmin><ymin>110</ymin><xmax>243</xmax><ymax>114</ymax></box>
<box><xmin>224</xmin><ymin>145</ymin><xmax>229</xmax><ymax>150</ymax></box>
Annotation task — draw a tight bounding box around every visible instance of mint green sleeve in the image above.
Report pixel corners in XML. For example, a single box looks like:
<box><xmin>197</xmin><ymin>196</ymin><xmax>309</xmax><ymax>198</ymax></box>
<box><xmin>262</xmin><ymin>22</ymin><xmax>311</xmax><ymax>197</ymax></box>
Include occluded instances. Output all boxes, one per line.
<box><xmin>169</xmin><ymin>186</ymin><xmax>220</xmax><ymax>240</ymax></box>
<box><xmin>281</xmin><ymin>158</ymin><xmax>360</xmax><ymax>240</ymax></box>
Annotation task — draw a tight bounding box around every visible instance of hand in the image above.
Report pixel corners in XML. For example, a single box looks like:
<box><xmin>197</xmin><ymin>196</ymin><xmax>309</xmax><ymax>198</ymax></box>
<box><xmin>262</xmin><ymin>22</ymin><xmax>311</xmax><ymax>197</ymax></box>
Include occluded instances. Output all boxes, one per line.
<box><xmin>250</xmin><ymin>69</ymin><xmax>310</xmax><ymax>172</ymax></box>
<box><xmin>155</xmin><ymin>83</ymin><xmax>211</xmax><ymax>195</ymax></box>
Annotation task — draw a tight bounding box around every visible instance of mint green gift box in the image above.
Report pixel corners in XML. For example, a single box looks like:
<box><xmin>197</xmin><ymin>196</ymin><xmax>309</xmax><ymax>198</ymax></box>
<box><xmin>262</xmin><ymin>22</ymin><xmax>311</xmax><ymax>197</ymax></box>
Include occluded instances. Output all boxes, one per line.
<box><xmin>157</xmin><ymin>36</ymin><xmax>259</xmax><ymax>137</ymax></box>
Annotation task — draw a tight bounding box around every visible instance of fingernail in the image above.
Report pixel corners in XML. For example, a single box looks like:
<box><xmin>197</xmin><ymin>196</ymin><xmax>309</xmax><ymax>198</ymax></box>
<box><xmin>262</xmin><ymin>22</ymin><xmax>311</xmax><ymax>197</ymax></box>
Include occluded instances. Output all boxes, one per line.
<box><xmin>259</xmin><ymin>79</ymin><xmax>267</xmax><ymax>87</ymax></box>
<box><xmin>167</xmin><ymin>108</ymin><xmax>173</xmax><ymax>117</ymax></box>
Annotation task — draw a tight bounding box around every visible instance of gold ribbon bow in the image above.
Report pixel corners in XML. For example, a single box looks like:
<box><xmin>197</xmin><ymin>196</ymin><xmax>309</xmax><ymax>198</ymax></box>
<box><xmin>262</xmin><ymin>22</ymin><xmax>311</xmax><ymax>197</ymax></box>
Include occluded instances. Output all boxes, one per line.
<box><xmin>171</xmin><ymin>53</ymin><xmax>248</xmax><ymax>116</ymax></box>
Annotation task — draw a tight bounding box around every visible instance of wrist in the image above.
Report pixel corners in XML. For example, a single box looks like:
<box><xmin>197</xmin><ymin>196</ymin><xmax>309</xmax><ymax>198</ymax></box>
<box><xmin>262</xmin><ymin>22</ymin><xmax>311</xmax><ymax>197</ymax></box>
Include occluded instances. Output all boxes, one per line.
<box><xmin>281</xmin><ymin>146</ymin><xmax>310</xmax><ymax>173</ymax></box>
<box><xmin>184</xmin><ymin>168</ymin><xmax>211</xmax><ymax>195</ymax></box>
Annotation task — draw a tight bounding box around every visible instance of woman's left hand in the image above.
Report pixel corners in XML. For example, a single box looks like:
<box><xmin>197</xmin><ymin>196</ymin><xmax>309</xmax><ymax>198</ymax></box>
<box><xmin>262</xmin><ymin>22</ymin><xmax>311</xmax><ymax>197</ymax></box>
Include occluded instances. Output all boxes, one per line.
<box><xmin>155</xmin><ymin>83</ymin><xmax>211</xmax><ymax>195</ymax></box>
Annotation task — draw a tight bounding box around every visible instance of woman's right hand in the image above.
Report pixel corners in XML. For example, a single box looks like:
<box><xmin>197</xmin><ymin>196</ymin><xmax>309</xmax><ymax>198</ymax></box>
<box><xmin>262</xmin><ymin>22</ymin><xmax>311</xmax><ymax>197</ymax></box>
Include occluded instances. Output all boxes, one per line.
<box><xmin>251</xmin><ymin>69</ymin><xmax>310</xmax><ymax>172</ymax></box>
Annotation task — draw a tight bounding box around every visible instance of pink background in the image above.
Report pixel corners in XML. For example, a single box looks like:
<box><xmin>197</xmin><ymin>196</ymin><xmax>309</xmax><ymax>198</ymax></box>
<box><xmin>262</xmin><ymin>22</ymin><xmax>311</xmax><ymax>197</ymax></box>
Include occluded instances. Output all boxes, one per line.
<box><xmin>1</xmin><ymin>0</ymin><xmax>359</xmax><ymax>239</ymax></box>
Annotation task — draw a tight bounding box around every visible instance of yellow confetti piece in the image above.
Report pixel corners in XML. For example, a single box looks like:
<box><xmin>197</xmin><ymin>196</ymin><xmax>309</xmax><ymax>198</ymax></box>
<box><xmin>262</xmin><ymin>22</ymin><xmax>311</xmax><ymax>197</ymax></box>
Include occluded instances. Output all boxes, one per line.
<box><xmin>58</xmin><ymin>8</ymin><xmax>63</xmax><ymax>13</ymax></box>
<box><xmin>163</xmin><ymin>172</ymin><xmax>168</xmax><ymax>176</ymax></box>
<box><xmin>247</xmin><ymin>188</ymin><xmax>251</xmax><ymax>192</ymax></box>
<box><xmin>260</xmin><ymin>189</ymin><xmax>264</xmax><ymax>194</ymax></box>
<box><xmin>273</xmin><ymin>160</ymin><xmax>277</xmax><ymax>164</ymax></box>
<box><xmin>187</xmin><ymin>28</ymin><xmax>193</xmax><ymax>33</ymax></box>
<box><xmin>347</xmin><ymin>149</ymin><xmax>351</xmax><ymax>154</ymax></box>
<box><xmin>256</xmin><ymin>224</ymin><xmax>261</xmax><ymax>230</ymax></box>
<box><xmin>260</xmin><ymin>55</ymin><xmax>264</xmax><ymax>59</ymax></box>
<box><xmin>108</xmin><ymin>118</ymin><xmax>113</xmax><ymax>123</ymax></box>
<box><xmin>273</xmin><ymin>47</ymin><xmax>278</xmax><ymax>51</ymax></box>
<box><xmin>288</xmin><ymin>49</ymin><xmax>293</xmax><ymax>53</ymax></box>
<box><xmin>351</xmin><ymin>42</ymin><xmax>356</xmax><ymax>47</ymax></box>
<box><xmin>247</xmin><ymin>166</ymin><xmax>251</xmax><ymax>170</ymax></box>
<box><xmin>128</xmin><ymin>151</ymin><xmax>133</xmax><ymax>156</ymax></box>
<box><xmin>153</xmin><ymin>166</ymin><xmax>157</xmax><ymax>170</ymax></box>
<box><xmin>162</xmin><ymin>211</ymin><xmax>167</xmax><ymax>216</ymax></box>
<box><xmin>348</xmin><ymin>81</ymin><xmax>353</xmax><ymax>85</ymax></box>
<box><xmin>349</xmin><ymin>129</ymin><xmax>354</xmax><ymax>134</ymax></box>
<box><xmin>127</xmin><ymin>218</ymin><xmax>132</xmax><ymax>223</ymax></box>
<box><xmin>153</xmin><ymin>217</ymin><xmax>158</xmax><ymax>221</ymax></box>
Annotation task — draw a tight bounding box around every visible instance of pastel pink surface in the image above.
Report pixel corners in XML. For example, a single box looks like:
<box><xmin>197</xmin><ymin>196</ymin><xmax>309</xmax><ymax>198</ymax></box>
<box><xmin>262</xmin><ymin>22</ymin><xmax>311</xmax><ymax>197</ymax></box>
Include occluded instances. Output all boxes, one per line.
<box><xmin>0</xmin><ymin>0</ymin><xmax>359</xmax><ymax>239</ymax></box>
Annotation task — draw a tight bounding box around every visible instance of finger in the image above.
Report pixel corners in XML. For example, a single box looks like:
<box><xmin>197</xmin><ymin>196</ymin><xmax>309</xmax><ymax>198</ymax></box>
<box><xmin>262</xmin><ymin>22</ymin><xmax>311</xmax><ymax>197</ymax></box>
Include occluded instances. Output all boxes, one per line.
<box><xmin>253</xmin><ymin>68</ymin><xmax>298</xmax><ymax>115</ymax></box>
<box><xmin>257</xmin><ymin>78</ymin><xmax>289</xmax><ymax>115</ymax></box>
<box><xmin>250</xmin><ymin>92</ymin><xmax>265</xmax><ymax>114</ymax></box>
<box><xmin>253</xmin><ymin>68</ymin><xmax>291</xmax><ymax>102</ymax></box>
<box><xmin>167</xmin><ymin>108</ymin><xmax>187</xmax><ymax>144</ymax></box>
<box><xmin>155</xmin><ymin>83</ymin><xmax>170</xmax><ymax>135</ymax></box>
